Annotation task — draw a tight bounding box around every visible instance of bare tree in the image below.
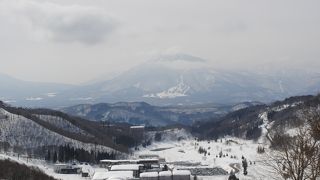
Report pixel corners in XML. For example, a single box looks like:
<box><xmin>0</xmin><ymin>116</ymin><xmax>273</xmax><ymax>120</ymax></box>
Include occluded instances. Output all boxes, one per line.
<box><xmin>264</xmin><ymin>108</ymin><xmax>320</xmax><ymax>180</ymax></box>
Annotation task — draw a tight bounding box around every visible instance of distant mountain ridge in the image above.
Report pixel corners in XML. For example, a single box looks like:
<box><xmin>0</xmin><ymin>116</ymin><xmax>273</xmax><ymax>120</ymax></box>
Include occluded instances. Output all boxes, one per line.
<box><xmin>0</xmin><ymin>73</ymin><xmax>75</xmax><ymax>107</ymax></box>
<box><xmin>62</xmin><ymin>101</ymin><xmax>261</xmax><ymax>126</ymax></box>
<box><xmin>193</xmin><ymin>94</ymin><xmax>319</xmax><ymax>141</ymax></box>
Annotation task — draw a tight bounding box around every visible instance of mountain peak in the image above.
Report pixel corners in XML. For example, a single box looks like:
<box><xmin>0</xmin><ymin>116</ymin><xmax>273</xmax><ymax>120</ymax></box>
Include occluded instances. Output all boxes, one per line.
<box><xmin>153</xmin><ymin>53</ymin><xmax>207</xmax><ymax>63</ymax></box>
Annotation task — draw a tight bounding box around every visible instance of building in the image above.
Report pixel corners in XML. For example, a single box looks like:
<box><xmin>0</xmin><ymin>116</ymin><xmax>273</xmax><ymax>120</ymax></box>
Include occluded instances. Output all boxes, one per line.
<box><xmin>100</xmin><ymin>159</ymin><xmax>137</xmax><ymax>168</ymax></box>
<box><xmin>159</xmin><ymin>171</ymin><xmax>172</xmax><ymax>180</ymax></box>
<box><xmin>110</xmin><ymin>164</ymin><xmax>143</xmax><ymax>178</ymax></box>
<box><xmin>92</xmin><ymin>171</ymin><xmax>134</xmax><ymax>180</ymax></box>
<box><xmin>140</xmin><ymin>172</ymin><xmax>159</xmax><ymax>180</ymax></box>
<box><xmin>100</xmin><ymin>158</ymin><xmax>159</xmax><ymax>170</ymax></box>
<box><xmin>54</xmin><ymin>164</ymin><xmax>80</xmax><ymax>174</ymax></box>
<box><xmin>172</xmin><ymin>170</ymin><xmax>191</xmax><ymax>180</ymax></box>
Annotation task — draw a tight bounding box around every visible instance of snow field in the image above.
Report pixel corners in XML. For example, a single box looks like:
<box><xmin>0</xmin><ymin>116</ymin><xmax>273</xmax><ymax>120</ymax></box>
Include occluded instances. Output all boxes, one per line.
<box><xmin>134</xmin><ymin>132</ymin><xmax>278</xmax><ymax>179</ymax></box>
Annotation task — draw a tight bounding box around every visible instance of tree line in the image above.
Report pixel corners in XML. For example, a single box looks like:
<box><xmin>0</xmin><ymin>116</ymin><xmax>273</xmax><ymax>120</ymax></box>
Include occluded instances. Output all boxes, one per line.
<box><xmin>45</xmin><ymin>145</ymin><xmax>116</xmax><ymax>163</ymax></box>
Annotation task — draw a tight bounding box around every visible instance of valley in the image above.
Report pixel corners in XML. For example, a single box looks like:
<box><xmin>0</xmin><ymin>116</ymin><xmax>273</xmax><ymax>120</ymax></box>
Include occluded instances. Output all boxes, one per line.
<box><xmin>0</xmin><ymin>94</ymin><xmax>319</xmax><ymax>179</ymax></box>
<box><xmin>1</xmin><ymin>1</ymin><xmax>319</xmax><ymax>179</ymax></box>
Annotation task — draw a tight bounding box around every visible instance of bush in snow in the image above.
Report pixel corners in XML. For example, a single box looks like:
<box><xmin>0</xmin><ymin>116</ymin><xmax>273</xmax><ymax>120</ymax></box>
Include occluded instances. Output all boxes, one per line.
<box><xmin>198</xmin><ymin>146</ymin><xmax>207</xmax><ymax>155</ymax></box>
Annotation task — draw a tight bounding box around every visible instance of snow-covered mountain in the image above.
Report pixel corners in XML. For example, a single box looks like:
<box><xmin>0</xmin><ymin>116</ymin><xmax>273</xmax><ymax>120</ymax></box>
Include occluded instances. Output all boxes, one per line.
<box><xmin>1</xmin><ymin>53</ymin><xmax>320</xmax><ymax>107</ymax></box>
<box><xmin>55</xmin><ymin>53</ymin><xmax>320</xmax><ymax>107</ymax></box>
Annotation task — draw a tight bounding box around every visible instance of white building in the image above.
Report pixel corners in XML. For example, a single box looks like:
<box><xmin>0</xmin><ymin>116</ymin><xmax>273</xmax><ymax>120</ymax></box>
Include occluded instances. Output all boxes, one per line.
<box><xmin>92</xmin><ymin>171</ymin><xmax>134</xmax><ymax>180</ymax></box>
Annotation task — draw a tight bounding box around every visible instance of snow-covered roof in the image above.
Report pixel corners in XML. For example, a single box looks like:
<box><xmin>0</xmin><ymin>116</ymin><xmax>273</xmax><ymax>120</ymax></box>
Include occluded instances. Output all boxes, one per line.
<box><xmin>159</xmin><ymin>171</ymin><xmax>172</xmax><ymax>176</ymax></box>
<box><xmin>173</xmin><ymin>170</ymin><xmax>191</xmax><ymax>176</ymax></box>
<box><xmin>130</xmin><ymin>126</ymin><xmax>145</xmax><ymax>129</ymax></box>
<box><xmin>54</xmin><ymin>163</ymin><xmax>68</xmax><ymax>166</ymax></box>
<box><xmin>140</xmin><ymin>172</ymin><xmax>159</xmax><ymax>177</ymax></box>
<box><xmin>111</xmin><ymin>164</ymin><xmax>141</xmax><ymax>171</ymax></box>
<box><xmin>137</xmin><ymin>158</ymin><xmax>159</xmax><ymax>162</ymax></box>
<box><xmin>92</xmin><ymin>171</ymin><xmax>133</xmax><ymax>180</ymax></box>
<box><xmin>100</xmin><ymin>159</ymin><xmax>137</xmax><ymax>163</ymax></box>
<box><xmin>100</xmin><ymin>159</ymin><xmax>158</xmax><ymax>164</ymax></box>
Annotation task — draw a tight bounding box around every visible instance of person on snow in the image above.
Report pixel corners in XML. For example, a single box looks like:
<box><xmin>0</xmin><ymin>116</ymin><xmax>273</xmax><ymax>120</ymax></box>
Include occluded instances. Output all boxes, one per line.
<box><xmin>242</xmin><ymin>156</ymin><xmax>248</xmax><ymax>175</ymax></box>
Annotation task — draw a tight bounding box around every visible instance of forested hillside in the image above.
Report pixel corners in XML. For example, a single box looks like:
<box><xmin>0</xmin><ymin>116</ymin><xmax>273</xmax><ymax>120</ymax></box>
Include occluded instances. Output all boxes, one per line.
<box><xmin>193</xmin><ymin>94</ymin><xmax>318</xmax><ymax>140</ymax></box>
<box><xmin>0</xmin><ymin>101</ymin><xmax>143</xmax><ymax>158</ymax></box>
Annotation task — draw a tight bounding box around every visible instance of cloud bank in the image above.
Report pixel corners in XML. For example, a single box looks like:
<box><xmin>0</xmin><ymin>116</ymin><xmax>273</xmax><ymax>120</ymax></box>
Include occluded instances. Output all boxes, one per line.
<box><xmin>1</xmin><ymin>0</ymin><xmax>116</xmax><ymax>44</ymax></box>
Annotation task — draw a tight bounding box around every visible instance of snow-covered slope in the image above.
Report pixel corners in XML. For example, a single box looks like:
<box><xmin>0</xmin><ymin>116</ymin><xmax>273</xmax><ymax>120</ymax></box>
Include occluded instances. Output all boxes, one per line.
<box><xmin>0</xmin><ymin>108</ymin><xmax>113</xmax><ymax>152</ymax></box>
<box><xmin>0</xmin><ymin>100</ymin><xmax>146</xmax><ymax>153</ymax></box>
<box><xmin>194</xmin><ymin>95</ymin><xmax>317</xmax><ymax>140</ymax></box>
<box><xmin>34</xmin><ymin>114</ymin><xmax>91</xmax><ymax>137</ymax></box>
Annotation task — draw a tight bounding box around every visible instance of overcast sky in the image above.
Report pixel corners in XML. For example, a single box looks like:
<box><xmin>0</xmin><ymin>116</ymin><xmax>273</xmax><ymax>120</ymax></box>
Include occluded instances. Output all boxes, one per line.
<box><xmin>0</xmin><ymin>0</ymin><xmax>319</xmax><ymax>84</ymax></box>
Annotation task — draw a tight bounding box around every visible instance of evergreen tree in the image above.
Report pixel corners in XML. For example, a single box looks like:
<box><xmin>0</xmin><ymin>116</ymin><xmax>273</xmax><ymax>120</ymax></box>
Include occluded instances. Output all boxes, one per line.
<box><xmin>53</xmin><ymin>151</ymin><xmax>57</xmax><ymax>163</ymax></box>
<box><xmin>45</xmin><ymin>150</ymin><xmax>51</xmax><ymax>162</ymax></box>
<box><xmin>58</xmin><ymin>146</ymin><xmax>64</xmax><ymax>162</ymax></box>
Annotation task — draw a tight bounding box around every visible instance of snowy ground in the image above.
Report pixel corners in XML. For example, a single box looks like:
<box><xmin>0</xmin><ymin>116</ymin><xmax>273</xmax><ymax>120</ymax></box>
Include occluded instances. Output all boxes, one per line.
<box><xmin>0</xmin><ymin>127</ymin><xmax>280</xmax><ymax>180</ymax></box>
<box><xmin>133</xmin><ymin>129</ymin><xmax>278</xmax><ymax>180</ymax></box>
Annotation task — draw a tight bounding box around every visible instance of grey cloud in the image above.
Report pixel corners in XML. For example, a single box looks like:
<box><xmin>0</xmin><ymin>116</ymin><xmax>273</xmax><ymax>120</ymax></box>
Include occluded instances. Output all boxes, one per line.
<box><xmin>9</xmin><ymin>1</ymin><xmax>117</xmax><ymax>44</ymax></box>
<box><xmin>154</xmin><ymin>53</ymin><xmax>207</xmax><ymax>63</ymax></box>
<box><xmin>221</xmin><ymin>21</ymin><xmax>248</xmax><ymax>33</ymax></box>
